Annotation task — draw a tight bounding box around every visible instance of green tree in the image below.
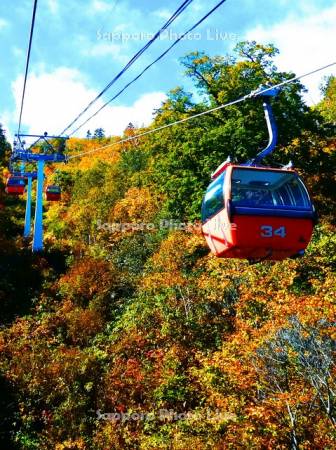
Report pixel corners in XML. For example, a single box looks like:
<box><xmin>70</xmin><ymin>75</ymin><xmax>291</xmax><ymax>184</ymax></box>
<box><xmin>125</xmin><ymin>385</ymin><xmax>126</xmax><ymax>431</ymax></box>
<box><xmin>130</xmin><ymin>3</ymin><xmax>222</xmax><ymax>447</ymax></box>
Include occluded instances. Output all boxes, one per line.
<box><xmin>93</xmin><ymin>128</ymin><xmax>105</xmax><ymax>140</ymax></box>
<box><xmin>318</xmin><ymin>76</ymin><xmax>336</xmax><ymax>125</ymax></box>
<box><xmin>146</xmin><ymin>41</ymin><xmax>321</xmax><ymax>220</ymax></box>
<box><xmin>0</xmin><ymin>124</ymin><xmax>11</xmax><ymax>165</ymax></box>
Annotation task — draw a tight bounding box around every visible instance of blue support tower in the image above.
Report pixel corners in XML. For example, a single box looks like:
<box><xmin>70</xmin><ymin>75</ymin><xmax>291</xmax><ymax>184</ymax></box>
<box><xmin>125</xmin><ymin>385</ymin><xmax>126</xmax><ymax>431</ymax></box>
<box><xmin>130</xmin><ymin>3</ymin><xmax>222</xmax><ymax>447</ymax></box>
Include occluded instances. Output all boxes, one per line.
<box><xmin>13</xmin><ymin>132</ymin><xmax>68</xmax><ymax>252</ymax></box>
<box><xmin>24</xmin><ymin>176</ymin><xmax>33</xmax><ymax>238</ymax></box>
<box><xmin>9</xmin><ymin>161</ymin><xmax>38</xmax><ymax>239</ymax></box>
<box><xmin>32</xmin><ymin>159</ymin><xmax>45</xmax><ymax>252</ymax></box>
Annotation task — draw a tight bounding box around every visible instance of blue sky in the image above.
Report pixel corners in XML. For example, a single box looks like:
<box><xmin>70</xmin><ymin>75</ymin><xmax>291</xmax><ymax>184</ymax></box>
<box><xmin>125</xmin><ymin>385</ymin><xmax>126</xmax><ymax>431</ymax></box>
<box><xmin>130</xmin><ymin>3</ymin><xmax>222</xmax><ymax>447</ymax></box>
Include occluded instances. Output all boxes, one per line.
<box><xmin>0</xmin><ymin>0</ymin><xmax>335</xmax><ymax>141</ymax></box>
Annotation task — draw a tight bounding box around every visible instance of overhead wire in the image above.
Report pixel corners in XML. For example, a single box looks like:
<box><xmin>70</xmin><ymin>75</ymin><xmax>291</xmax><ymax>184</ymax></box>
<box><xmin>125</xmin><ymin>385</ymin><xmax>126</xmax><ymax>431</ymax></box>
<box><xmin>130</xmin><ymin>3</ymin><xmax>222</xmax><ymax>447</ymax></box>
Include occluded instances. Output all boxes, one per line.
<box><xmin>28</xmin><ymin>0</ymin><xmax>121</xmax><ymax>151</ymax></box>
<box><xmin>58</xmin><ymin>0</ymin><xmax>195</xmax><ymax>136</ymax></box>
<box><xmin>67</xmin><ymin>60</ymin><xmax>336</xmax><ymax>161</ymax></box>
<box><xmin>17</xmin><ymin>0</ymin><xmax>38</xmax><ymax>136</ymax></box>
<box><xmin>67</xmin><ymin>0</ymin><xmax>228</xmax><ymax>137</ymax></box>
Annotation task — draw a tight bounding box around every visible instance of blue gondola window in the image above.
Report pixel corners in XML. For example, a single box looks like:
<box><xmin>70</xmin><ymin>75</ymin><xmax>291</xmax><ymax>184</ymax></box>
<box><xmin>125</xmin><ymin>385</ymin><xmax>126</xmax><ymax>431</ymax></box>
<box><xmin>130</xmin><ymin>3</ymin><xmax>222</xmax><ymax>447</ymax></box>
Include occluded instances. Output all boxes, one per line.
<box><xmin>231</xmin><ymin>168</ymin><xmax>312</xmax><ymax>209</ymax></box>
<box><xmin>202</xmin><ymin>171</ymin><xmax>226</xmax><ymax>222</ymax></box>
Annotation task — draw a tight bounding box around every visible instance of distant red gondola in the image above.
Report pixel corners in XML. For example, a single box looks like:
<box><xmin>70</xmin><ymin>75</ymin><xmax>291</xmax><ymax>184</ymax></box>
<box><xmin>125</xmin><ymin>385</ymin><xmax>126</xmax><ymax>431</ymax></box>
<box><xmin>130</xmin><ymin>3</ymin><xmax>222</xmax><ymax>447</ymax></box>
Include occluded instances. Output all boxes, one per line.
<box><xmin>45</xmin><ymin>185</ymin><xmax>61</xmax><ymax>201</ymax></box>
<box><xmin>5</xmin><ymin>176</ymin><xmax>26</xmax><ymax>196</ymax></box>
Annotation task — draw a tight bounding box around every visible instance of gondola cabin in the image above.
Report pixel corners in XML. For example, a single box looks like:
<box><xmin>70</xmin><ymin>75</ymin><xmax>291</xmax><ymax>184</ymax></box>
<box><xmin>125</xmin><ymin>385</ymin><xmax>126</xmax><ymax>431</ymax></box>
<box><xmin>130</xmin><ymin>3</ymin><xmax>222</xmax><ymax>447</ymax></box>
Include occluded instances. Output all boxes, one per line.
<box><xmin>5</xmin><ymin>176</ymin><xmax>26</xmax><ymax>195</ymax></box>
<box><xmin>45</xmin><ymin>185</ymin><xmax>61</xmax><ymax>201</ymax></box>
<box><xmin>201</xmin><ymin>162</ymin><xmax>315</xmax><ymax>261</ymax></box>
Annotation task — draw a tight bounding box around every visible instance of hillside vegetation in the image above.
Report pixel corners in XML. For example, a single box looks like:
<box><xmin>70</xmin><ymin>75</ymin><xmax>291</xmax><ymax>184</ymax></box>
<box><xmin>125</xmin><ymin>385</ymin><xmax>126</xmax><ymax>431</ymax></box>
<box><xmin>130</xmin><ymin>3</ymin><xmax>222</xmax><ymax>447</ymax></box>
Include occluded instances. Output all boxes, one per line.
<box><xmin>0</xmin><ymin>42</ymin><xmax>336</xmax><ymax>449</ymax></box>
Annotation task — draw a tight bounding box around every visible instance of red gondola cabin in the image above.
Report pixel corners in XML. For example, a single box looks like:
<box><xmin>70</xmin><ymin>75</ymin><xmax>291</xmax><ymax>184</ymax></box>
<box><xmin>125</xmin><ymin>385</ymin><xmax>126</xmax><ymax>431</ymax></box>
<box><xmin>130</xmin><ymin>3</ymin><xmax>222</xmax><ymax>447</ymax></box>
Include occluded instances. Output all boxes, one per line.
<box><xmin>202</xmin><ymin>162</ymin><xmax>316</xmax><ymax>261</ymax></box>
<box><xmin>5</xmin><ymin>176</ymin><xmax>26</xmax><ymax>195</ymax></box>
<box><xmin>45</xmin><ymin>185</ymin><xmax>61</xmax><ymax>201</ymax></box>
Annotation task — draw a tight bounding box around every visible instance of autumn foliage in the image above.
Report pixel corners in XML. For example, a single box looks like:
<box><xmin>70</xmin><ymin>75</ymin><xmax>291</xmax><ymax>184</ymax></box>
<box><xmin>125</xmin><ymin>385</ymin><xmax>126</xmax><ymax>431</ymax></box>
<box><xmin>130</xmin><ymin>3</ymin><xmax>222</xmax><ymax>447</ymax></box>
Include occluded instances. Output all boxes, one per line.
<box><xmin>0</xmin><ymin>43</ymin><xmax>336</xmax><ymax>449</ymax></box>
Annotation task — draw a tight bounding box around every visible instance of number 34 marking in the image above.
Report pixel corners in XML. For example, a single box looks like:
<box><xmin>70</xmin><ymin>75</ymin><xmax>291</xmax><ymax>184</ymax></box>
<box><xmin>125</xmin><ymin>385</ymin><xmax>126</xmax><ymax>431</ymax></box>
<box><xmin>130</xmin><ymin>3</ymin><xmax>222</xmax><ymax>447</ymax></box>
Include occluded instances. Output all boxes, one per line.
<box><xmin>260</xmin><ymin>225</ymin><xmax>286</xmax><ymax>238</ymax></box>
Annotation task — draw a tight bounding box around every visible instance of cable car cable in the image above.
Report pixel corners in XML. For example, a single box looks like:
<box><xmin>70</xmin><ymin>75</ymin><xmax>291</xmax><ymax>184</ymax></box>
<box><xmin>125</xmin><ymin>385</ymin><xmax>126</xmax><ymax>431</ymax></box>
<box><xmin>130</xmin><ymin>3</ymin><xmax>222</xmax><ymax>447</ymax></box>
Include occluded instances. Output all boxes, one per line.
<box><xmin>58</xmin><ymin>0</ymin><xmax>195</xmax><ymax>136</ymax></box>
<box><xmin>67</xmin><ymin>60</ymin><xmax>336</xmax><ymax>161</ymax></box>
<box><xmin>17</xmin><ymin>0</ymin><xmax>38</xmax><ymax>136</ymax></box>
<box><xmin>68</xmin><ymin>0</ymin><xmax>229</xmax><ymax>137</ymax></box>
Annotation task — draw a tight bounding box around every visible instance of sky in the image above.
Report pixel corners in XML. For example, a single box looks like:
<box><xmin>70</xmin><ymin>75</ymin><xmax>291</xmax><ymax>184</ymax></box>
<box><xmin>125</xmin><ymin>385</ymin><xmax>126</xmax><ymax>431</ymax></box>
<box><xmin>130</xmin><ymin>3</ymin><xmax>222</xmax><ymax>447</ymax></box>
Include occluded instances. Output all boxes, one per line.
<box><xmin>0</xmin><ymin>0</ymin><xmax>335</xmax><ymax>143</ymax></box>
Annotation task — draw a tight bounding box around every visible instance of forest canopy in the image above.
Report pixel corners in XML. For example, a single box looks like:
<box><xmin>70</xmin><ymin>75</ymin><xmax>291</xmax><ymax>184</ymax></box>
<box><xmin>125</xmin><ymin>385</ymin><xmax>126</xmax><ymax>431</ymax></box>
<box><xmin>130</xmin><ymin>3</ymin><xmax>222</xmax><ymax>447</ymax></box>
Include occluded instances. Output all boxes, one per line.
<box><xmin>0</xmin><ymin>41</ymin><xmax>335</xmax><ymax>450</ymax></box>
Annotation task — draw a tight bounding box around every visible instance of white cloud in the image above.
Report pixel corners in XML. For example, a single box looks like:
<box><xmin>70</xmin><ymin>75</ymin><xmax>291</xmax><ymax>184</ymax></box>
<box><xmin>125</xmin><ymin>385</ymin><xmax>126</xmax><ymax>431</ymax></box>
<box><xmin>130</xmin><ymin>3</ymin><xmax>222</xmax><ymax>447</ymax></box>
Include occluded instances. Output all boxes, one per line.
<box><xmin>82</xmin><ymin>41</ymin><xmax>126</xmax><ymax>63</ymax></box>
<box><xmin>0</xmin><ymin>17</ymin><xmax>9</xmax><ymax>31</ymax></box>
<box><xmin>12</xmin><ymin>46</ymin><xmax>25</xmax><ymax>60</ymax></box>
<box><xmin>152</xmin><ymin>1</ymin><xmax>207</xmax><ymax>24</ymax></box>
<box><xmin>0</xmin><ymin>111</ymin><xmax>13</xmax><ymax>142</ymax></box>
<box><xmin>46</xmin><ymin>0</ymin><xmax>59</xmax><ymax>14</ymax></box>
<box><xmin>91</xmin><ymin>0</ymin><xmax>116</xmax><ymax>13</ymax></box>
<box><xmin>189</xmin><ymin>0</ymin><xmax>208</xmax><ymax>15</ymax></box>
<box><xmin>11</xmin><ymin>67</ymin><xmax>166</xmax><ymax>138</ymax></box>
<box><xmin>153</xmin><ymin>9</ymin><xmax>173</xmax><ymax>21</ymax></box>
<box><xmin>245</xmin><ymin>4</ymin><xmax>336</xmax><ymax>104</ymax></box>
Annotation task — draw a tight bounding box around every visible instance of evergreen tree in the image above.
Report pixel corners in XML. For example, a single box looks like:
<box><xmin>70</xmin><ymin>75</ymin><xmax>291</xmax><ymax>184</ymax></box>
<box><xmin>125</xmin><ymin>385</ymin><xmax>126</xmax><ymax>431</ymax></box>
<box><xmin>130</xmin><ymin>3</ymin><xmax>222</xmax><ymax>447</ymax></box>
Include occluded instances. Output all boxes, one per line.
<box><xmin>93</xmin><ymin>128</ymin><xmax>105</xmax><ymax>140</ymax></box>
<box><xmin>0</xmin><ymin>124</ymin><xmax>11</xmax><ymax>166</ymax></box>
